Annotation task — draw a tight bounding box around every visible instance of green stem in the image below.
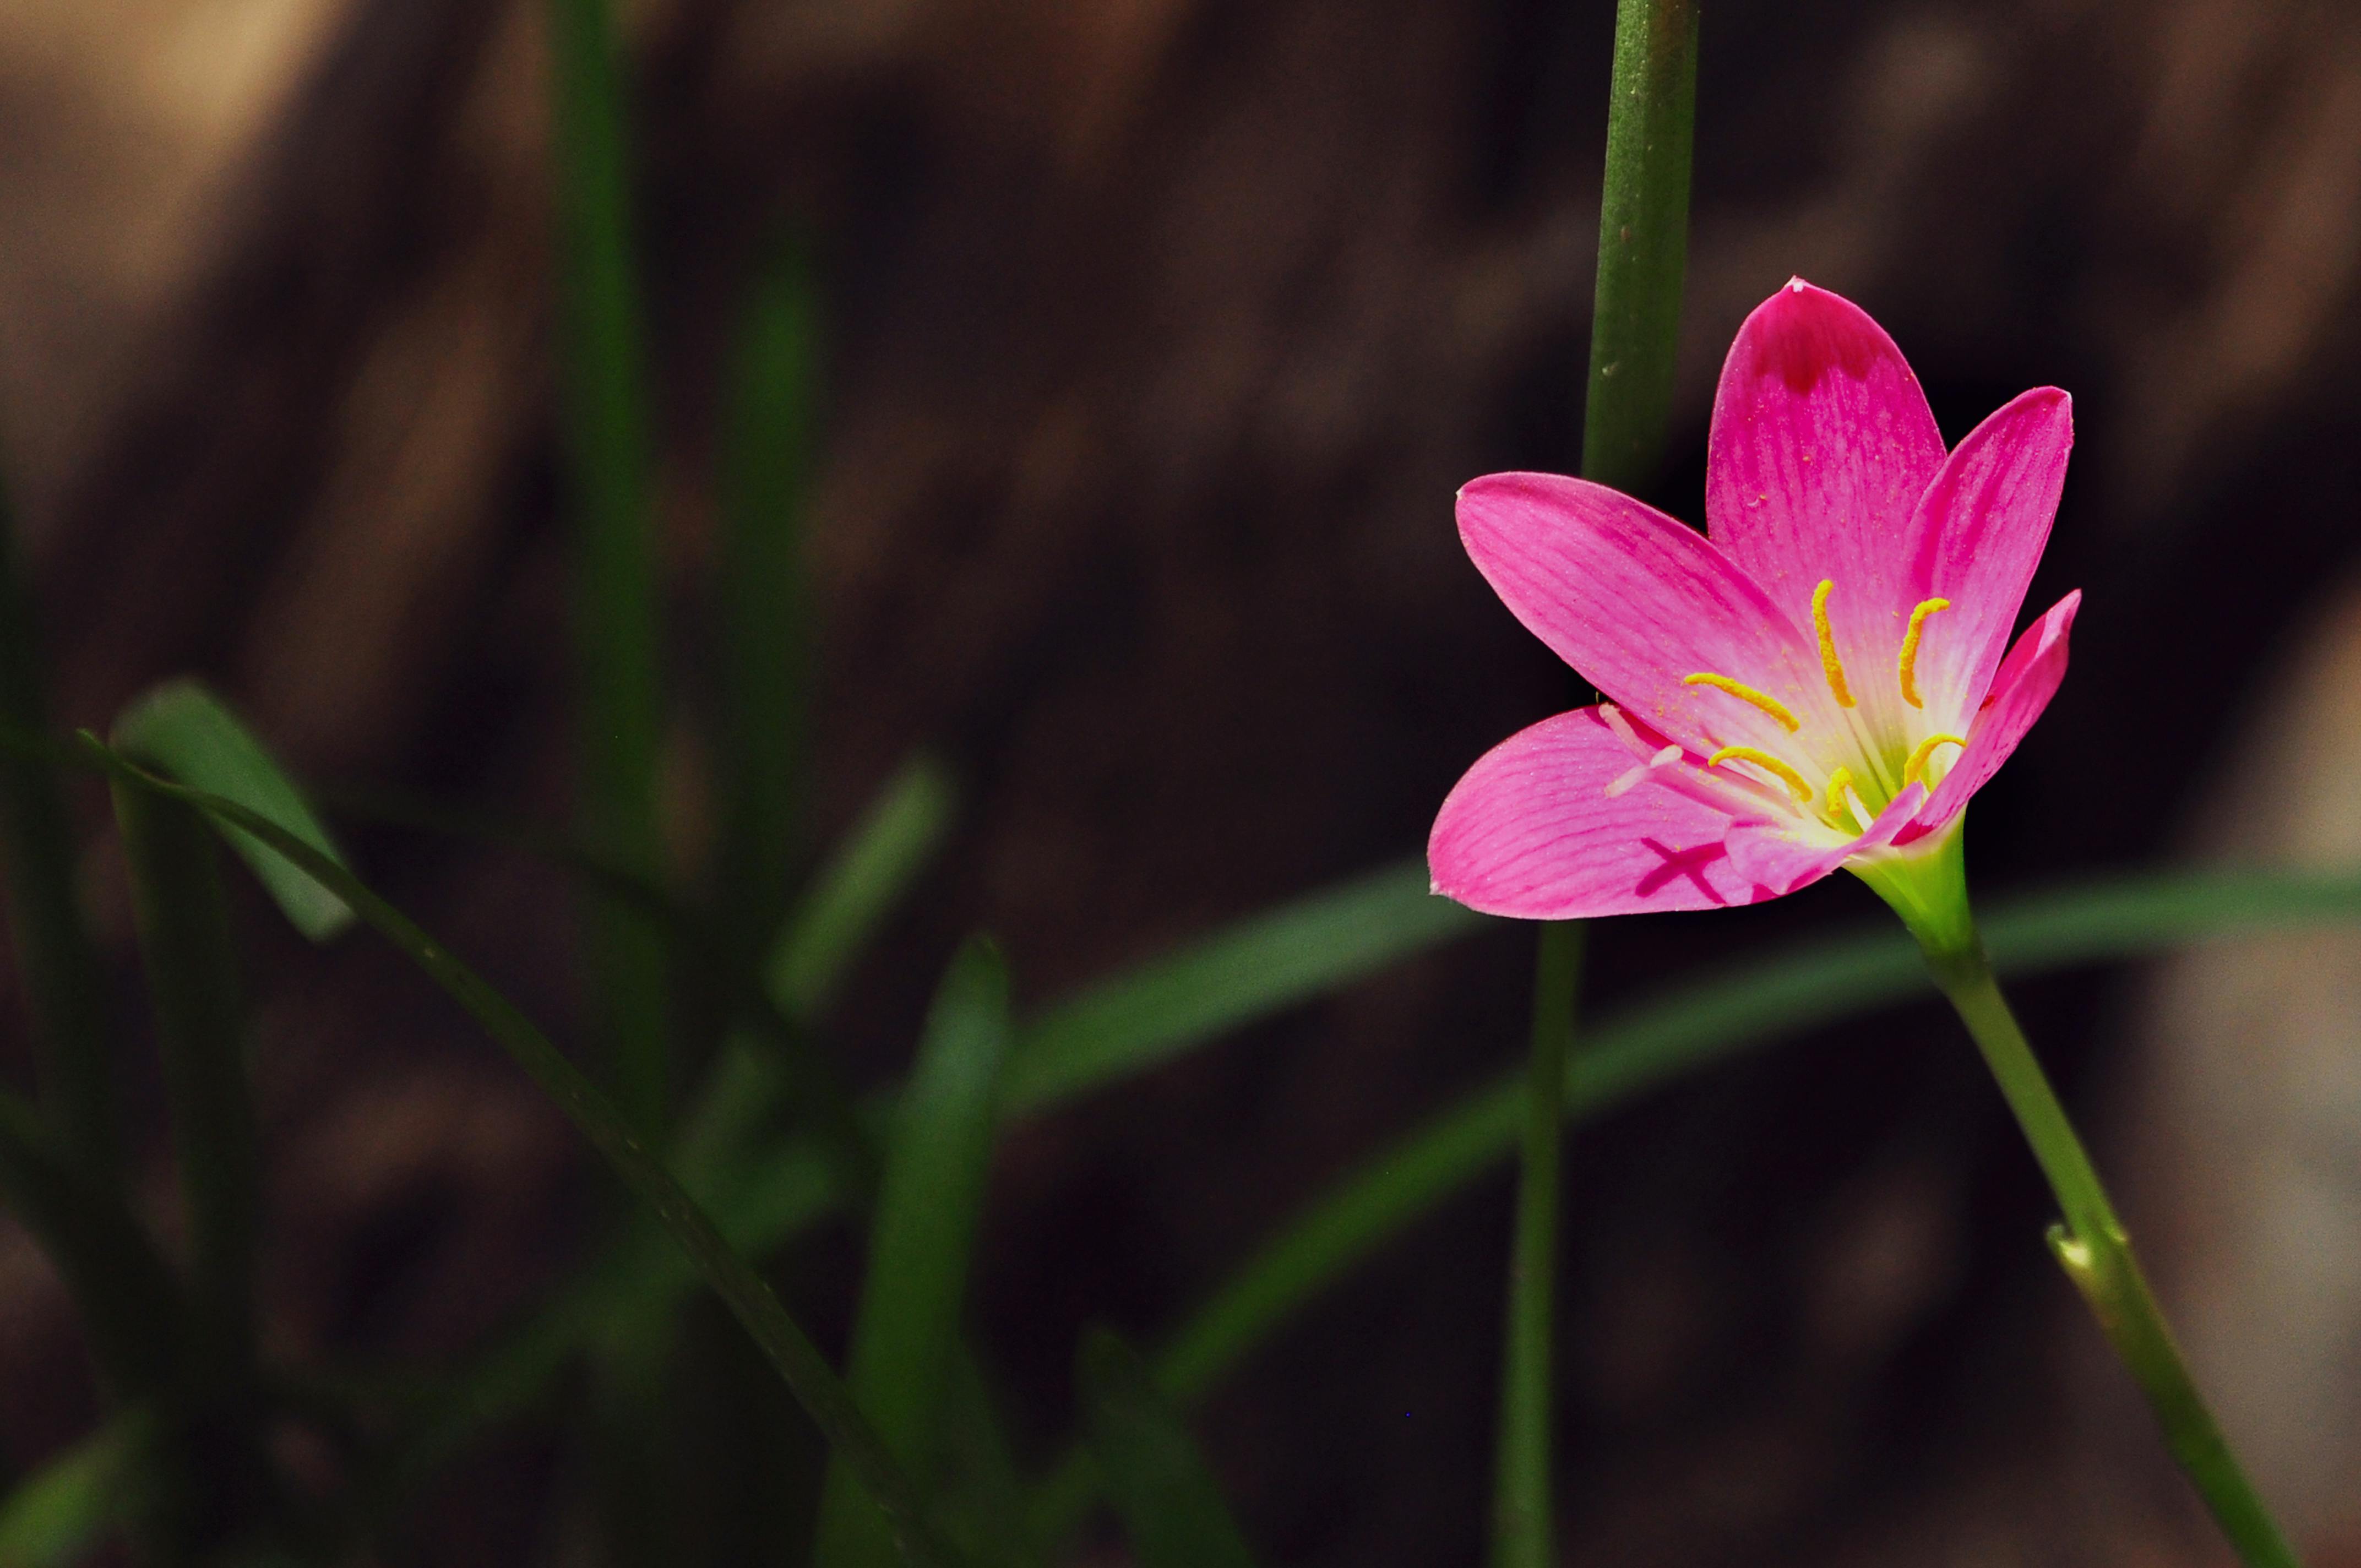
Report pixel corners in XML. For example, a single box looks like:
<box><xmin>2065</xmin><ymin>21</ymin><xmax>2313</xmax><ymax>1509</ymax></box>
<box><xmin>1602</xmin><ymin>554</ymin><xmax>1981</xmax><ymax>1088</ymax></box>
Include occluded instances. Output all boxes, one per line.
<box><xmin>0</xmin><ymin>459</ymin><xmax>116</xmax><ymax>1179</ymax></box>
<box><xmin>546</xmin><ymin>0</ymin><xmax>668</xmax><ymax>1135</ymax></box>
<box><xmin>1581</xmin><ymin>0</ymin><xmax>1700</xmax><ymax>496</ymax></box>
<box><xmin>1920</xmin><ymin>933</ymin><xmax>2302</xmax><ymax>1568</ymax></box>
<box><xmin>1486</xmin><ymin>3</ymin><xmax>1701</xmax><ymax>1560</ymax></box>
<box><xmin>1491</xmin><ymin>923</ymin><xmax>1579</xmax><ymax>1568</ymax></box>
<box><xmin>109</xmin><ymin>783</ymin><xmax>260</xmax><ymax>1371</ymax></box>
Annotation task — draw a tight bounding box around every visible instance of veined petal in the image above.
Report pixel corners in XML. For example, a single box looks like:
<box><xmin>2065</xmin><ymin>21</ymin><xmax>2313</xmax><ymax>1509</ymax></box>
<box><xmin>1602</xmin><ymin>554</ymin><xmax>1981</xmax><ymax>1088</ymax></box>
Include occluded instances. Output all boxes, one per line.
<box><xmin>1899</xmin><ymin>387</ymin><xmax>2074</xmax><ymax>722</ymax></box>
<box><xmin>1428</xmin><ymin>706</ymin><xmax>1776</xmax><ymax>917</ymax></box>
<box><xmin>1723</xmin><ymin>781</ymin><xmax>1928</xmax><ymax>896</ymax></box>
<box><xmin>1912</xmin><ymin>590</ymin><xmax>2080</xmax><ymax>832</ymax></box>
<box><xmin>1457</xmin><ymin>473</ymin><xmax>1838</xmax><ymax>762</ymax></box>
<box><xmin>1705</xmin><ymin>280</ymin><xmax>1945</xmax><ymax>685</ymax></box>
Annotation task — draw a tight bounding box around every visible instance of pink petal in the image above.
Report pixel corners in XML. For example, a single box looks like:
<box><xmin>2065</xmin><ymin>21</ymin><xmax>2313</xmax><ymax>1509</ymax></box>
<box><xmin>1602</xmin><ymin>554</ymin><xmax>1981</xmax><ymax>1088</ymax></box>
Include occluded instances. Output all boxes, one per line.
<box><xmin>1898</xmin><ymin>387</ymin><xmax>2074</xmax><ymax>721</ymax></box>
<box><xmin>1457</xmin><ymin>472</ymin><xmax>1837</xmax><ymax>762</ymax></box>
<box><xmin>1704</xmin><ymin>280</ymin><xmax>1945</xmax><ymax>674</ymax></box>
<box><xmin>1723</xmin><ymin>782</ymin><xmax>1929</xmax><ymax>895</ymax></box>
<box><xmin>1913</xmin><ymin>590</ymin><xmax>2080</xmax><ymax>831</ymax></box>
<box><xmin>1428</xmin><ymin>706</ymin><xmax>1777</xmax><ymax>917</ymax></box>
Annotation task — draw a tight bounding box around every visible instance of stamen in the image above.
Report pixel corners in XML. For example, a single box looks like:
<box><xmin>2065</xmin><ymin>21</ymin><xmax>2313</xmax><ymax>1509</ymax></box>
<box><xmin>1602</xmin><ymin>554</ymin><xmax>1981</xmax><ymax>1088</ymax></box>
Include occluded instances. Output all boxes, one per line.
<box><xmin>1602</xmin><ymin>743</ymin><xmax>1682</xmax><ymax>799</ymax></box>
<box><xmin>1682</xmin><ymin>672</ymin><xmax>1800</xmax><ymax>732</ymax></box>
<box><xmin>1811</xmin><ymin>579</ymin><xmax>1855</xmax><ymax>707</ymax></box>
<box><xmin>1706</xmin><ymin>745</ymin><xmax>1814</xmax><ymax>803</ymax></box>
<box><xmin>1897</xmin><ymin>597</ymin><xmax>1951</xmax><ymax>708</ymax></box>
<box><xmin>1902</xmin><ymin>732</ymin><xmax>1967</xmax><ymax>790</ymax></box>
<box><xmin>1596</xmin><ymin>702</ymin><xmax>1636</xmax><ymax>747</ymax></box>
<box><xmin>1824</xmin><ymin>765</ymin><xmax>1854</xmax><ymax>821</ymax></box>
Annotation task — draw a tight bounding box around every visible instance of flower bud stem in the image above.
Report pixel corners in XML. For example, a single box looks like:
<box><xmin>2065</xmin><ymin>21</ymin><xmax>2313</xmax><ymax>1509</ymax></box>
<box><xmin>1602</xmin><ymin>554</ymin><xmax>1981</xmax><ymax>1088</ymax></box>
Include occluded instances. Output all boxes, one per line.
<box><xmin>1916</xmin><ymin>927</ymin><xmax>2302</xmax><ymax>1568</ymax></box>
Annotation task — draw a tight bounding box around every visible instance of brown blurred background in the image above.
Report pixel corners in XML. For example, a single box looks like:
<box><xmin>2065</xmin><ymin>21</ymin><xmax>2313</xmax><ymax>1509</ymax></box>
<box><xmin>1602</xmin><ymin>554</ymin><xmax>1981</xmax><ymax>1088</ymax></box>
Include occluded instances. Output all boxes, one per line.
<box><xmin>4</xmin><ymin>0</ymin><xmax>2361</xmax><ymax>1562</ymax></box>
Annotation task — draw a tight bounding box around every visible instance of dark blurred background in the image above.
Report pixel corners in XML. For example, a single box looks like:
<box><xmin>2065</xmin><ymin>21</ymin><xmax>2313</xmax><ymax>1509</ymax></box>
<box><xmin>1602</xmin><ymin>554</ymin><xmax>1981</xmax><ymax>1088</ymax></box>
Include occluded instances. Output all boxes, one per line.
<box><xmin>3</xmin><ymin>0</ymin><xmax>2361</xmax><ymax>1562</ymax></box>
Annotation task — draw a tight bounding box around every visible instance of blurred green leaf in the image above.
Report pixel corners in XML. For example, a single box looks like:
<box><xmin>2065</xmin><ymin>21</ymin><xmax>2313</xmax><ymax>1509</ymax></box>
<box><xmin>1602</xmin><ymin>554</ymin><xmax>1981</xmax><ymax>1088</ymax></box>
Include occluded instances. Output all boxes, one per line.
<box><xmin>1076</xmin><ymin>1329</ymin><xmax>1259</xmax><ymax>1568</ymax></box>
<box><xmin>0</xmin><ymin>1088</ymin><xmax>184</xmax><ymax>1398</ymax></box>
<box><xmin>0</xmin><ymin>462</ymin><xmax>115</xmax><ymax>1176</ymax></box>
<box><xmin>1160</xmin><ymin>868</ymin><xmax>2361</xmax><ymax>1400</ymax></box>
<box><xmin>545</xmin><ymin>0</ymin><xmax>668</xmax><ymax>1136</ymax></box>
<box><xmin>0</xmin><ymin>1414</ymin><xmax>154</xmax><ymax>1568</ymax></box>
<box><xmin>717</xmin><ymin>237</ymin><xmax>820</xmax><ymax>950</ymax></box>
<box><xmin>813</xmin><ymin>939</ymin><xmax>1011</xmax><ymax>1566</ymax></box>
<box><xmin>1030</xmin><ymin>867</ymin><xmax>2361</xmax><ymax>1547</ymax></box>
<box><xmin>109</xmin><ymin>782</ymin><xmax>259</xmax><ymax>1370</ymax></box>
<box><xmin>767</xmin><ymin>754</ymin><xmax>956</xmax><ymax>1022</ymax></box>
<box><xmin>112</xmin><ymin>680</ymin><xmax>352</xmax><ymax>942</ymax></box>
<box><xmin>83</xmin><ymin>742</ymin><xmax>957</xmax><ymax>1568</ymax></box>
<box><xmin>935</xmin><ymin>1347</ymin><xmax>1041</xmax><ymax>1568</ymax></box>
<box><xmin>1002</xmin><ymin>860</ymin><xmax>1483</xmax><ymax>1115</ymax></box>
<box><xmin>377</xmin><ymin>1134</ymin><xmax>846</xmax><ymax>1506</ymax></box>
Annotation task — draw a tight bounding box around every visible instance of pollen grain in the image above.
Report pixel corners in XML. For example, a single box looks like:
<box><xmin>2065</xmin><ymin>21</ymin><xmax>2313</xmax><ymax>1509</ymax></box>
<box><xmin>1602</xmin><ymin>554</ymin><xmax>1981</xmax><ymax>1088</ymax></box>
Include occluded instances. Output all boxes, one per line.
<box><xmin>1811</xmin><ymin>579</ymin><xmax>1855</xmax><ymax>707</ymax></box>
<box><xmin>1682</xmin><ymin>672</ymin><xmax>1800</xmax><ymax>732</ymax></box>
<box><xmin>1897</xmin><ymin>597</ymin><xmax>1951</xmax><ymax>708</ymax></box>
<box><xmin>1706</xmin><ymin>745</ymin><xmax>1814</xmax><ymax>803</ymax></box>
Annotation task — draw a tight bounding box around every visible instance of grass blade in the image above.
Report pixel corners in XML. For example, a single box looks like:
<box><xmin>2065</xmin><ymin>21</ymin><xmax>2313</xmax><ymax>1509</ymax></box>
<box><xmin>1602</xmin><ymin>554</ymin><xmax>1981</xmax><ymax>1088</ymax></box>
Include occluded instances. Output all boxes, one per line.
<box><xmin>0</xmin><ymin>461</ymin><xmax>115</xmax><ymax>1175</ymax></box>
<box><xmin>113</xmin><ymin>679</ymin><xmax>353</xmax><ymax>942</ymax></box>
<box><xmin>546</xmin><ymin>0</ymin><xmax>668</xmax><ymax>1134</ymax></box>
<box><xmin>81</xmin><ymin>741</ymin><xmax>958</xmax><ymax>1568</ymax></box>
<box><xmin>0</xmin><ymin>1089</ymin><xmax>185</xmax><ymax>1398</ymax></box>
<box><xmin>1001</xmin><ymin>860</ymin><xmax>1484</xmax><ymax>1115</ymax></box>
<box><xmin>813</xmin><ymin>939</ymin><xmax>1011</xmax><ymax>1566</ymax></box>
<box><xmin>1076</xmin><ymin>1328</ymin><xmax>1258</xmax><ymax>1568</ymax></box>
<box><xmin>106</xmin><ymin>782</ymin><xmax>259</xmax><ymax>1372</ymax></box>
<box><xmin>935</xmin><ymin>1346</ymin><xmax>1042</xmax><ymax>1568</ymax></box>
<box><xmin>0</xmin><ymin>1413</ymin><xmax>156</xmax><ymax>1568</ymax></box>
<box><xmin>767</xmin><ymin>754</ymin><xmax>956</xmax><ymax>1022</ymax></box>
<box><xmin>719</xmin><ymin>236</ymin><xmax>820</xmax><ymax>952</ymax></box>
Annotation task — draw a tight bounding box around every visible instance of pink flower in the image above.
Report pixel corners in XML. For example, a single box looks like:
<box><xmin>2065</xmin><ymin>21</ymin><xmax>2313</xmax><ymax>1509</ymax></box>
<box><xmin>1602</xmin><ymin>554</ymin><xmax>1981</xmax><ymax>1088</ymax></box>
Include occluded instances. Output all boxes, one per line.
<box><xmin>1429</xmin><ymin>279</ymin><xmax>2077</xmax><ymax>918</ymax></box>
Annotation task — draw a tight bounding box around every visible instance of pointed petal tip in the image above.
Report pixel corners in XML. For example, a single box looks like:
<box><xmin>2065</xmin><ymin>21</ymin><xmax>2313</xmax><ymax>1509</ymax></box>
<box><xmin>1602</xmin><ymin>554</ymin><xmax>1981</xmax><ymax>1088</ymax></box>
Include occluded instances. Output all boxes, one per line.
<box><xmin>1727</xmin><ymin>279</ymin><xmax>1917</xmax><ymax>401</ymax></box>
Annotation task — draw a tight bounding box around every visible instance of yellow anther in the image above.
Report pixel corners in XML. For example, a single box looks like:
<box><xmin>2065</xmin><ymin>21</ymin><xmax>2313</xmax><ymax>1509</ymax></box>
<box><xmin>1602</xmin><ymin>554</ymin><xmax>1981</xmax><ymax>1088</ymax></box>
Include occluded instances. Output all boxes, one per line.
<box><xmin>1897</xmin><ymin>597</ymin><xmax>1952</xmax><ymax>708</ymax></box>
<box><xmin>1682</xmin><ymin>672</ymin><xmax>1800</xmax><ymax>732</ymax></box>
<box><xmin>1812</xmin><ymin>579</ymin><xmax>1855</xmax><ymax>707</ymax></box>
<box><xmin>1902</xmin><ymin>733</ymin><xmax>1967</xmax><ymax>790</ymax></box>
<box><xmin>1824</xmin><ymin>765</ymin><xmax>1855</xmax><ymax>821</ymax></box>
<box><xmin>1706</xmin><ymin>745</ymin><xmax>1814</xmax><ymax>803</ymax></box>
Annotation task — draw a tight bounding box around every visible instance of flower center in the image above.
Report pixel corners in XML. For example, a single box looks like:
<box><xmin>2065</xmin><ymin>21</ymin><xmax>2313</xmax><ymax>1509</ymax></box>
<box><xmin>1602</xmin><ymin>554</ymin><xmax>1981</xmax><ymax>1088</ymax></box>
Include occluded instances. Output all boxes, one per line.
<box><xmin>1676</xmin><ymin>578</ymin><xmax>1970</xmax><ymax>834</ymax></box>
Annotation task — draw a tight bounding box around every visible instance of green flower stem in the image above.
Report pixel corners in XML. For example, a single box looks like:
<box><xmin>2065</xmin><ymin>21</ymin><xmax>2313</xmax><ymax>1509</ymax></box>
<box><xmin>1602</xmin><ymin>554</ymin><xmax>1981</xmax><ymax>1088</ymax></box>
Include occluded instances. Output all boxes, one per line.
<box><xmin>0</xmin><ymin>462</ymin><xmax>116</xmax><ymax>1179</ymax></box>
<box><xmin>1486</xmin><ymin>2</ymin><xmax>1702</xmax><ymax>1560</ymax></box>
<box><xmin>1491</xmin><ymin>922</ymin><xmax>1580</xmax><ymax>1568</ymax></box>
<box><xmin>1581</xmin><ymin>0</ymin><xmax>1701</xmax><ymax>496</ymax></box>
<box><xmin>1917</xmin><ymin>930</ymin><xmax>2302</xmax><ymax>1568</ymax></box>
<box><xmin>546</xmin><ymin>0</ymin><xmax>669</xmax><ymax>1135</ymax></box>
